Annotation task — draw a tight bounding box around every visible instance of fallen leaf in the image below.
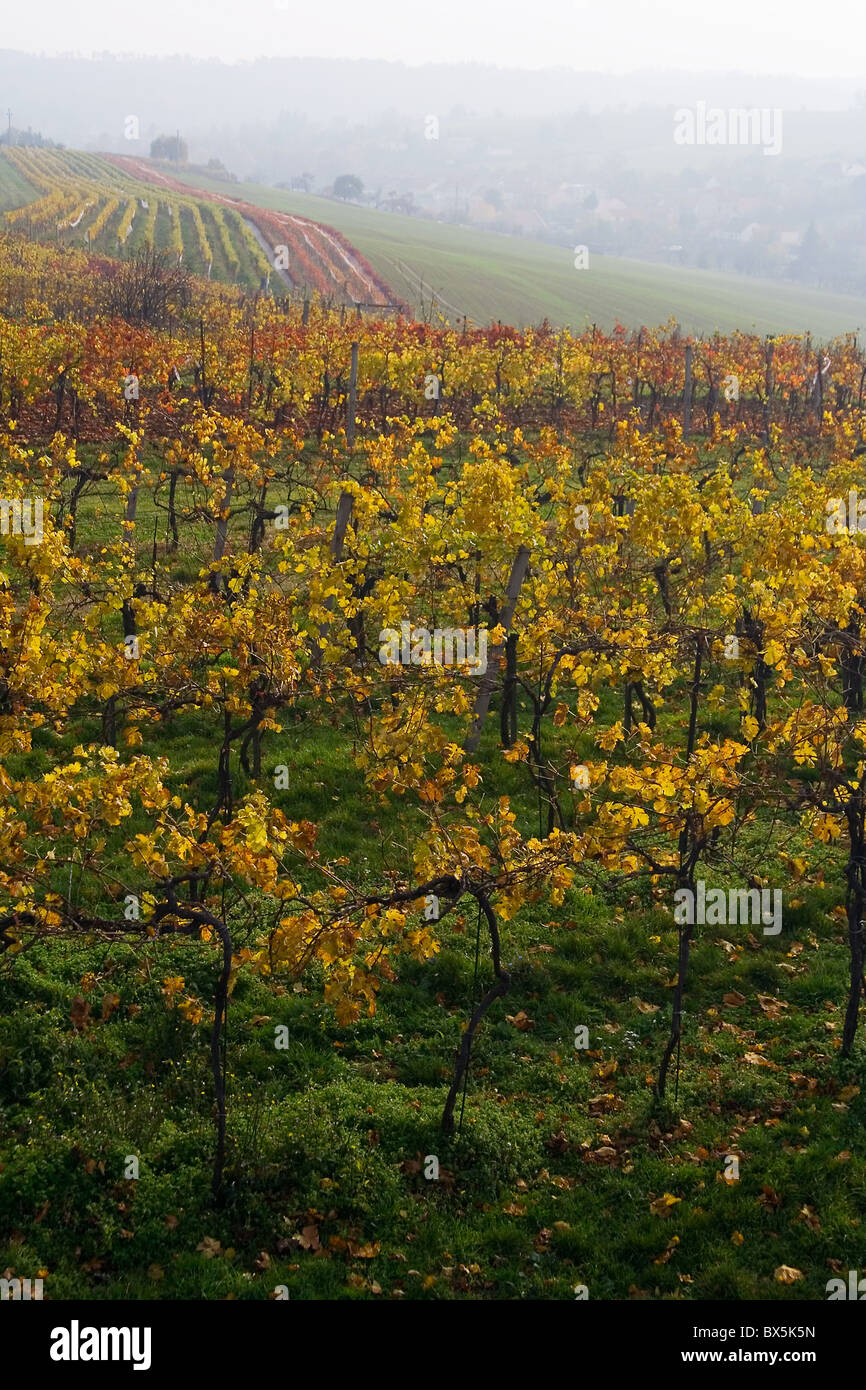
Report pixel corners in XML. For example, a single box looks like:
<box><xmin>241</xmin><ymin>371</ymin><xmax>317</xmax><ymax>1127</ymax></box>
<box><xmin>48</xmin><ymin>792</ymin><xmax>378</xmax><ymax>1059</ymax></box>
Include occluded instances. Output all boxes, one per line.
<box><xmin>296</xmin><ymin>1225</ymin><xmax>321</xmax><ymax>1252</ymax></box>
<box><xmin>586</xmin><ymin>1145</ymin><xmax>618</xmax><ymax>1165</ymax></box>
<box><xmin>348</xmin><ymin>1240</ymin><xmax>380</xmax><ymax>1259</ymax></box>
<box><xmin>744</xmin><ymin>1051</ymin><xmax>777</xmax><ymax>1068</ymax></box>
<box><xmin>653</xmin><ymin>1236</ymin><xmax>680</xmax><ymax>1264</ymax></box>
<box><xmin>69</xmin><ymin>996</ymin><xmax>91</xmax><ymax>1031</ymax></box>
<box><xmin>545</xmin><ymin>1130</ymin><xmax>570</xmax><ymax>1156</ymax></box>
<box><xmin>101</xmin><ymin>993</ymin><xmax>121</xmax><ymax>1022</ymax></box>
<box><xmin>632</xmin><ymin>997</ymin><xmax>660</xmax><ymax>1014</ymax></box>
<box><xmin>797</xmin><ymin>1206</ymin><xmax>821</xmax><ymax>1232</ymax></box>
<box><xmin>757</xmin><ymin>995</ymin><xmax>787</xmax><ymax>1018</ymax></box>
<box><xmin>649</xmin><ymin>1193</ymin><xmax>682</xmax><ymax>1216</ymax></box>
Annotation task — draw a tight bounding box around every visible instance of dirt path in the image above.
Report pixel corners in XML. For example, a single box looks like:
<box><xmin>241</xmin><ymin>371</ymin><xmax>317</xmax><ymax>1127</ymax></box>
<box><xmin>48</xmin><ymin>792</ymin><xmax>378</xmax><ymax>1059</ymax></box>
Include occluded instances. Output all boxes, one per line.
<box><xmin>242</xmin><ymin>216</ymin><xmax>293</xmax><ymax>289</ymax></box>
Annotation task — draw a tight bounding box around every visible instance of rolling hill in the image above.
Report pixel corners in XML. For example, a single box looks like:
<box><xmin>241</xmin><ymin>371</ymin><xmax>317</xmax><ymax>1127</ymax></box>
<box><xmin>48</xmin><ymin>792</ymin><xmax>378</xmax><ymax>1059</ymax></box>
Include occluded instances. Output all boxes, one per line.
<box><xmin>0</xmin><ymin>148</ymin><xmax>397</xmax><ymax>306</ymax></box>
<box><xmin>4</xmin><ymin>147</ymin><xmax>866</xmax><ymax>338</ymax></box>
<box><xmin>173</xmin><ymin>169</ymin><xmax>866</xmax><ymax>339</ymax></box>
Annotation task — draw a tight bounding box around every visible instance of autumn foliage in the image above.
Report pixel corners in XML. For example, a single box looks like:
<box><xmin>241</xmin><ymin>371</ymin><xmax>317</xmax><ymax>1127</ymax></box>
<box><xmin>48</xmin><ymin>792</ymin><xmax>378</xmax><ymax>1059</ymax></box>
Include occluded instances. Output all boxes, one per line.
<box><xmin>1</xmin><ymin>227</ymin><xmax>866</xmax><ymax>1196</ymax></box>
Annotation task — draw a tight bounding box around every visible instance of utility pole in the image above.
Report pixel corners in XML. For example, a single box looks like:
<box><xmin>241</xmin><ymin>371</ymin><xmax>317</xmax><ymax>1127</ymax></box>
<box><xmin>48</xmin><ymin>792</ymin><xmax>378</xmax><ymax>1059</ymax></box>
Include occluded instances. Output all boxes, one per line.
<box><xmin>6</xmin><ymin>109</ymin><xmax>12</xmax><ymax>145</ymax></box>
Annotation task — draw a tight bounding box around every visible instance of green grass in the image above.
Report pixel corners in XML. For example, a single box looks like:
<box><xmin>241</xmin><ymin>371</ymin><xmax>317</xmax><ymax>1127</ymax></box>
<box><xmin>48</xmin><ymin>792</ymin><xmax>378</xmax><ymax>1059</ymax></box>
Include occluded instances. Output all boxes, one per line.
<box><xmin>0</xmin><ymin>151</ymin><xmax>37</xmax><ymax>214</ymax></box>
<box><xmin>177</xmin><ymin>170</ymin><xmax>866</xmax><ymax>338</ymax></box>
<box><xmin>1</xmin><ymin>805</ymin><xmax>862</xmax><ymax>1300</ymax></box>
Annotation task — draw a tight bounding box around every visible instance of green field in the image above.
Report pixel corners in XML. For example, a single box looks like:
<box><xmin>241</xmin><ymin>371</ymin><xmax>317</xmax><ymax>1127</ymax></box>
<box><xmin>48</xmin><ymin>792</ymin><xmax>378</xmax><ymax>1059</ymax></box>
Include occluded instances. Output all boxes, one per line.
<box><xmin>0</xmin><ymin>153</ymin><xmax>37</xmax><ymax>213</ymax></box>
<box><xmin>177</xmin><ymin>170</ymin><xmax>866</xmax><ymax>338</ymax></box>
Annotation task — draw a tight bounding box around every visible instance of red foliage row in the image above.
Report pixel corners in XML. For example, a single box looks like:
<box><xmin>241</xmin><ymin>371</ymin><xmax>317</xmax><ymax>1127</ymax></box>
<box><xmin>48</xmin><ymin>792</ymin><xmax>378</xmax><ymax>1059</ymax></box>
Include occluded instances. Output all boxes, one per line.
<box><xmin>313</xmin><ymin>220</ymin><xmax>398</xmax><ymax>305</ymax></box>
<box><xmin>104</xmin><ymin>156</ymin><xmax>403</xmax><ymax>307</ymax></box>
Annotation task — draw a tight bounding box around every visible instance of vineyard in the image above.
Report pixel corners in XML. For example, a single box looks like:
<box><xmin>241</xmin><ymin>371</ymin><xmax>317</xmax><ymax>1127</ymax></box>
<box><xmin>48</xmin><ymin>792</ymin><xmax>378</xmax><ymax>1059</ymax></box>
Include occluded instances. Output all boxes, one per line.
<box><xmin>1</xmin><ymin>229</ymin><xmax>866</xmax><ymax>1303</ymax></box>
<box><xmin>0</xmin><ymin>147</ymin><xmax>398</xmax><ymax>307</ymax></box>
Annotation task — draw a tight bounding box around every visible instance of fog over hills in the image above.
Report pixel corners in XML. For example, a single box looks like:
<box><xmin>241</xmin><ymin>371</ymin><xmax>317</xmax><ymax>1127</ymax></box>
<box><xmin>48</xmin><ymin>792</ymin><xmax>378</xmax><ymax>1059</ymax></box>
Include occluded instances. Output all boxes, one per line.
<box><xmin>4</xmin><ymin>50</ymin><xmax>864</xmax><ymax>140</ymax></box>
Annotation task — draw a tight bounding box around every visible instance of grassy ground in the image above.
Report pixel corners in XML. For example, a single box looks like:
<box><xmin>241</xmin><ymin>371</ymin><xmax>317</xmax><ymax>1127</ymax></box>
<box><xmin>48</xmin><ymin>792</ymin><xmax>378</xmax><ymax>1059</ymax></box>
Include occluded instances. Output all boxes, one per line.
<box><xmin>0</xmin><ymin>465</ymin><xmax>863</xmax><ymax>1302</ymax></box>
<box><xmin>0</xmin><ymin>729</ymin><xmax>861</xmax><ymax>1302</ymax></box>
<box><xmin>176</xmin><ymin>170</ymin><xmax>866</xmax><ymax>339</ymax></box>
<box><xmin>0</xmin><ymin>153</ymin><xmax>37</xmax><ymax>214</ymax></box>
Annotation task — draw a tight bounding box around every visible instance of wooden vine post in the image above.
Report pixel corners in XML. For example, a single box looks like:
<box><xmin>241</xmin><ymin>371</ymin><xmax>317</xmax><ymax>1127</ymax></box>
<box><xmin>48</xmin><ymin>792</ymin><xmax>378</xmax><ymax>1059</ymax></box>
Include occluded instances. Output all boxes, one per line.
<box><xmin>346</xmin><ymin>340</ymin><xmax>359</xmax><ymax>447</ymax></box>
<box><xmin>463</xmin><ymin>546</ymin><xmax>531</xmax><ymax>755</ymax></box>
<box><xmin>682</xmin><ymin>343</ymin><xmax>693</xmax><ymax>437</ymax></box>
<box><xmin>209</xmin><ymin>467</ymin><xmax>236</xmax><ymax>594</ymax></box>
<box><xmin>312</xmin><ymin>490</ymin><xmax>354</xmax><ymax>670</ymax></box>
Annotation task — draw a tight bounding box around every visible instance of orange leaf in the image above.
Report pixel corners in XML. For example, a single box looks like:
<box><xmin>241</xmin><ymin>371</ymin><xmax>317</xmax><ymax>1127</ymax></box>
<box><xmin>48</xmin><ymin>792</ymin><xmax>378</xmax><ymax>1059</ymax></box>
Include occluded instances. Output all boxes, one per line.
<box><xmin>505</xmin><ymin>1011</ymin><xmax>535</xmax><ymax>1032</ymax></box>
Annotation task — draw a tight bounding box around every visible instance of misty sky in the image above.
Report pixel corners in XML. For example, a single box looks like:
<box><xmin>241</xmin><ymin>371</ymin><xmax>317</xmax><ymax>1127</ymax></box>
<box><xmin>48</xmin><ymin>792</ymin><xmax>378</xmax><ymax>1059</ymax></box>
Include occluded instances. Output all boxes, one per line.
<box><xmin>6</xmin><ymin>0</ymin><xmax>866</xmax><ymax>76</ymax></box>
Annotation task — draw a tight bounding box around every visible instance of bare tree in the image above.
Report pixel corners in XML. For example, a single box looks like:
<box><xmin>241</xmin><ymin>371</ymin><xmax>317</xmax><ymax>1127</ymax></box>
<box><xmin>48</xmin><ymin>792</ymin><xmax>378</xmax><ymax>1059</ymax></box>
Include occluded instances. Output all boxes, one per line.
<box><xmin>104</xmin><ymin>246</ymin><xmax>192</xmax><ymax>327</ymax></box>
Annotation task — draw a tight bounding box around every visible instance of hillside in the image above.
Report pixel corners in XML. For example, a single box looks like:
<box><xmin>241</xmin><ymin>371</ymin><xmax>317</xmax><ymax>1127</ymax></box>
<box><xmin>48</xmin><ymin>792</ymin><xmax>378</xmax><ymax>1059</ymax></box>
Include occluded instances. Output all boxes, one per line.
<box><xmin>174</xmin><ymin>169</ymin><xmax>866</xmax><ymax>338</ymax></box>
<box><xmin>0</xmin><ymin>152</ymin><xmax>37</xmax><ymax>214</ymax></box>
<box><xmin>0</xmin><ymin>148</ymin><xmax>397</xmax><ymax>306</ymax></box>
<box><xmin>5</xmin><ymin>146</ymin><xmax>866</xmax><ymax>338</ymax></box>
